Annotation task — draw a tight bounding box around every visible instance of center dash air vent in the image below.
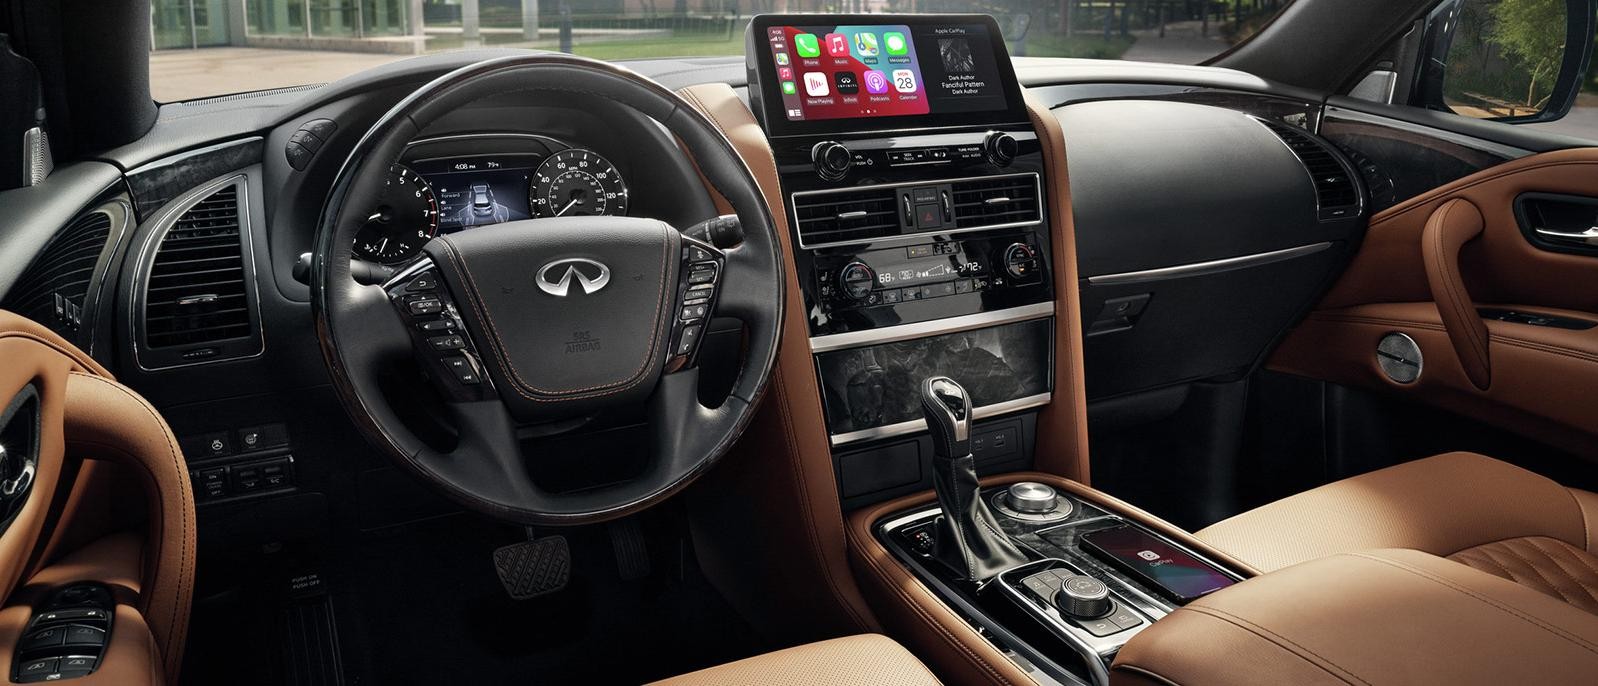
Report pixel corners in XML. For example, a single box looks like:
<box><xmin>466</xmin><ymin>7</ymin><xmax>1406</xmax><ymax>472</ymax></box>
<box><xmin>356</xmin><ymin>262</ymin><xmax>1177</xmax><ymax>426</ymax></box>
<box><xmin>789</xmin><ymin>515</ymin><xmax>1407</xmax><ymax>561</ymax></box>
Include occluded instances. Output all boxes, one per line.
<box><xmin>2</xmin><ymin>211</ymin><xmax>114</xmax><ymax>347</ymax></box>
<box><xmin>138</xmin><ymin>178</ymin><xmax>262</xmax><ymax>369</ymax></box>
<box><xmin>949</xmin><ymin>174</ymin><xmax>1042</xmax><ymax>230</ymax></box>
<box><xmin>1259</xmin><ymin>120</ymin><xmax>1362</xmax><ymax>221</ymax></box>
<box><xmin>793</xmin><ymin>187</ymin><xmax>901</xmax><ymax>248</ymax></box>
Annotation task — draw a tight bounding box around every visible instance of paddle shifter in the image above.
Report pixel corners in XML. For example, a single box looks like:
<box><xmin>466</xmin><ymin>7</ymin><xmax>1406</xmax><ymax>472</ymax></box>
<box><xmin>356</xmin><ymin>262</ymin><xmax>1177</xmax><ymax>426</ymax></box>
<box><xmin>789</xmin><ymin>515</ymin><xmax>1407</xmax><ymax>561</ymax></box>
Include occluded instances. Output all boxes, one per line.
<box><xmin>921</xmin><ymin>377</ymin><xmax>1028</xmax><ymax>582</ymax></box>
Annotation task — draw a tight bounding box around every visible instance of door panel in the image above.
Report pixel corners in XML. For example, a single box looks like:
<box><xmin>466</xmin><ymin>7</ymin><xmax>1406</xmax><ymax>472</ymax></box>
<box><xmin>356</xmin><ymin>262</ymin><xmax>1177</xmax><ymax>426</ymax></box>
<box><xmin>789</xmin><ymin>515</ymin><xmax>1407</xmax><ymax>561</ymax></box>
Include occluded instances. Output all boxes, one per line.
<box><xmin>1268</xmin><ymin>147</ymin><xmax>1598</xmax><ymax>459</ymax></box>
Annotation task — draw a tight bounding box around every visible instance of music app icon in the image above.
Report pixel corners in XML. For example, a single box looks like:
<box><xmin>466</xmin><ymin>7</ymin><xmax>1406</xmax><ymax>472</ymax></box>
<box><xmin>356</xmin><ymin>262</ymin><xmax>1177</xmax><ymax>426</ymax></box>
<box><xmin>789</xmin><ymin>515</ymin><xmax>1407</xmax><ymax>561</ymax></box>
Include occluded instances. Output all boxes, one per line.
<box><xmin>824</xmin><ymin>33</ymin><xmax>849</xmax><ymax>57</ymax></box>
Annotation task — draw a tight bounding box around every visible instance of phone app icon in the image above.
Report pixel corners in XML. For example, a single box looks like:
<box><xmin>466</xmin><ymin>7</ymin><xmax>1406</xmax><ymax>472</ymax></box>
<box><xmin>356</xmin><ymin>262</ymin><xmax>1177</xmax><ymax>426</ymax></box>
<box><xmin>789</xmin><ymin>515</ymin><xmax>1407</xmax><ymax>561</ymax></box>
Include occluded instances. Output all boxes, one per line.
<box><xmin>884</xmin><ymin>32</ymin><xmax>908</xmax><ymax>55</ymax></box>
<box><xmin>803</xmin><ymin>72</ymin><xmax>830</xmax><ymax>96</ymax></box>
<box><xmin>778</xmin><ymin>67</ymin><xmax>794</xmax><ymax>80</ymax></box>
<box><xmin>891</xmin><ymin>69</ymin><xmax>916</xmax><ymax>93</ymax></box>
<box><xmin>794</xmin><ymin>34</ymin><xmax>820</xmax><ymax>58</ymax></box>
<box><xmin>834</xmin><ymin>71</ymin><xmax>859</xmax><ymax>94</ymax></box>
<box><xmin>781</xmin><ymin>81</ymin><xmax>796</xmax><ymax>95</ymax></box>
<box><xmin>854</xmin><ymin>33</ymin><xmax>879</xmax><ymax>57</ymax></box>
<box><xmin>775</xmin><ymin>52</ymin><xmax>789</xmax><ymax>65</ymax></box>
<box><xmin>825</xmin><ymin>33</ymin><xmax>850</xmax><ymax>57</ymax></box>
<box><xmin>863</xmin><ymin>70</ymin><xmax>889</xmax><ymax>94</ymax></box>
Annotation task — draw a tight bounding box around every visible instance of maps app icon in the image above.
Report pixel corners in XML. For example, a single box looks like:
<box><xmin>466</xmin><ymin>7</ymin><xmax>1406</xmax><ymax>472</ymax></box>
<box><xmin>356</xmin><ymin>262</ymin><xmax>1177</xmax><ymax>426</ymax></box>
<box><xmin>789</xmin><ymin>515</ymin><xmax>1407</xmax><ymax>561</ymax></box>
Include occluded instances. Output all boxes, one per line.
<box><xmin>854</xmin><ymin>33</ymin><xmax>879</xmax><ymax>57</ymax></box>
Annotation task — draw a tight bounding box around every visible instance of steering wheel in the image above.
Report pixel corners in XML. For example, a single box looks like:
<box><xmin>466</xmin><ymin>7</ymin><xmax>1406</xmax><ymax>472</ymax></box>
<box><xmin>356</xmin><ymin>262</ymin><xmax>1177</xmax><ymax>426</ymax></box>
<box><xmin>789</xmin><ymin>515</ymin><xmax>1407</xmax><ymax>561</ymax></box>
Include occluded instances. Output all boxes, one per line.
<box><xmin>310</xmin><ymin>55</ymin><xmax>784</xmax><ymax>525</ymax></box>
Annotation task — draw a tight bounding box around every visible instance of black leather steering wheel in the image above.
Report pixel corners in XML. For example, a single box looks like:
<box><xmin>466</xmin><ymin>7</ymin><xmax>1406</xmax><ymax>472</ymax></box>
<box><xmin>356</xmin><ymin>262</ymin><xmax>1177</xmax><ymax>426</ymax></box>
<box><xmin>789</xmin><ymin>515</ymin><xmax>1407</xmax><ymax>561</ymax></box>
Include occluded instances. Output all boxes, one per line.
<box><xmin>311</xmin><ymin>54</ymin><xmax>783</xmax><ymax>525</ymax></box>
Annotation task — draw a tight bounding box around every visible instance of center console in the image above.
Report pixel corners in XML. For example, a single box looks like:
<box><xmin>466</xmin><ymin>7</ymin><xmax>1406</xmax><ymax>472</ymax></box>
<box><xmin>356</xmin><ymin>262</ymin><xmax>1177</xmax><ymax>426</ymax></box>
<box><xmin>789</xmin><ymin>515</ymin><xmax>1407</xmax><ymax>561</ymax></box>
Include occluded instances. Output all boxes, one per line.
<box><xmin>747</xmin><ymin>14</ymin><xmax>1055</xmax><ymax>507</ymax></box>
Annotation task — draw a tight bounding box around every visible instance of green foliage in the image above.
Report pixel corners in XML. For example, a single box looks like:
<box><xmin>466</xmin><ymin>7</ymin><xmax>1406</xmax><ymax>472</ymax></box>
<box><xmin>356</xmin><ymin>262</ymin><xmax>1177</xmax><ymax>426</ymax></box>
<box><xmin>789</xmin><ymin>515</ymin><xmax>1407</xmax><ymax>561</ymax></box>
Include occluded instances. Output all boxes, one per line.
<box><xmin>1444</xmin><ymin>0</ymin><xmax>1566</xmax><ymax>116</ymax></box>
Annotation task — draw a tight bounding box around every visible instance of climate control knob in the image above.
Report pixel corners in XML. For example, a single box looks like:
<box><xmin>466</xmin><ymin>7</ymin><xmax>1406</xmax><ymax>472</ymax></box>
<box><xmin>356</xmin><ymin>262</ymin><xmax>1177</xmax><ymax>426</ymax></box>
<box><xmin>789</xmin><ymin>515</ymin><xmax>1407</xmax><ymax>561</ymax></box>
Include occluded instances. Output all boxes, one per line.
<box><xmin>838</xmin><ymin>262</ymin><xmax>877</xmax><ymax>301</ymax></box>
<box><xmin>812</xmin><ymin>141</ymin><xmax>853</xmax><ymax>180</ymax></box>
<box><xmin>1002</xmin><ymin>243</ymin><xmax>1040</xmax><ymax>281</ymax></box>
<box><xmin>985</xmin><ymin>131</ymin><xmax>1018</xmax><ymax>167</ymax></box>
<box><xmin>1056</xmin><ymin>575</ymin><xmax>1113</xmax><ymax>619</ymax></box>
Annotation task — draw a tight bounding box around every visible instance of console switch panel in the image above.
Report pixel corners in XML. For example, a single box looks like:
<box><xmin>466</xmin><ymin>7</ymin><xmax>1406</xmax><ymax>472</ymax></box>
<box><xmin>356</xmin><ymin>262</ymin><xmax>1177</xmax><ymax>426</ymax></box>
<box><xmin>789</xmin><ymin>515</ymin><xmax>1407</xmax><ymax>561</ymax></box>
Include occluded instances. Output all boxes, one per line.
<box><xmin>11</xmin><ymin>584</ymin><xmax>113</xmax><ymax>682</ymax></box>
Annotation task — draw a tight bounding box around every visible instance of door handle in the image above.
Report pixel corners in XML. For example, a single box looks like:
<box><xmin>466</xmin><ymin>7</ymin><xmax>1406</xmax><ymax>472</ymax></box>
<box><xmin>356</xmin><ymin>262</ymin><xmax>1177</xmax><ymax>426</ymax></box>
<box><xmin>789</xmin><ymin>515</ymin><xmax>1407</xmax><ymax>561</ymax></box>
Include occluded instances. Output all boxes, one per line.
<box><xmin>1422</xmin><ymin>198</ymin><xmax>1491</xmax><ymax>390</ymax></box>
<box><xmin>1534</xmin><ymin>226</ymin><xmax>1598</xmax><ymax>245</ymax></box>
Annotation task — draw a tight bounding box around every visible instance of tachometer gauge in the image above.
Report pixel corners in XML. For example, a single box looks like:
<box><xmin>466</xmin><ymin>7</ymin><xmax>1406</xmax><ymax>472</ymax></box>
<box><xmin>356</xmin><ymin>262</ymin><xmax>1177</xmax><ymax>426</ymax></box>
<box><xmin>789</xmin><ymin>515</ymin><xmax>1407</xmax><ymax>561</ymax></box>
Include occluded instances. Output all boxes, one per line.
<box><xmin>530</xmin><ymin>149</ymin><xmax>629</xmax><ymax>218</ymax></box>
<box><xmin>353</xmin><ymin>165</ymin><xmax>439</xmax><ymax>264</ymax></box>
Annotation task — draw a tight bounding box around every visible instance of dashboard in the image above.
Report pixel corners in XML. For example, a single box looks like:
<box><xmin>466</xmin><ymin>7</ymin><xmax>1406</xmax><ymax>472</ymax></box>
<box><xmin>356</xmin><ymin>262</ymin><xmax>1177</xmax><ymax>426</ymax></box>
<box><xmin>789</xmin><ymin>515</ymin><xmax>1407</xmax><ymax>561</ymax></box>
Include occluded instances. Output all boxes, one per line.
<box><xmin>353</xmin><ymin>134</ymin><xmax>632</xmax><ymax>265</ymax></box>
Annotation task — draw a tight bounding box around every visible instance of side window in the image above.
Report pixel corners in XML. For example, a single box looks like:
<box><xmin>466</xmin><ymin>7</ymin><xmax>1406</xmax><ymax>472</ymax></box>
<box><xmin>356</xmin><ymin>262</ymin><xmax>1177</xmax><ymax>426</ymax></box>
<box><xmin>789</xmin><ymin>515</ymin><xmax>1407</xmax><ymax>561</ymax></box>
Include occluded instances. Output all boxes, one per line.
<box><xmin>1411</xmin><ymin>0</ymin><xmax>1595</xmax><ymax>124</ymax></box>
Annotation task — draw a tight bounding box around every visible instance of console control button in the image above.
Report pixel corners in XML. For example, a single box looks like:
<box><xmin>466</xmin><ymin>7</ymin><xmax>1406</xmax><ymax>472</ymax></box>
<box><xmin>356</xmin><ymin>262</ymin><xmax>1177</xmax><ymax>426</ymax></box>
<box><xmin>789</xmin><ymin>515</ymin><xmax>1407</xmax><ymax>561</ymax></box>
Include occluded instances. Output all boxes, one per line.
<box><xmin>1106</xmin><ymin>606</ymin><xmax>1144</xmax><ymax>630</ymax></box>
<box><xmin>1002</xmin><ymin>243</ymin><xmax>1039</xmax><ymax>280</ymax></box>
<box><xmin>1005</xmin><ymin>482</ymin><xmax>1058</xmax><ymax>514</ymax></box>
<box><xmin>1075</xmin><ymin>615</ymin><xmax>1123</xmax><ymax>637</ymax></box>
<box><xmin>15</xmin><ymin>659</ymin><xmax>57</xmax><ymax>682</ymax></box>
<box><xmin>19</xmin><ymin>627</ymin><xmax>65</xmax><ymax>652</ymax></box>
<box><xmin>1056</xmin><ymin>575</ymin><xmax>1113</xmax><ymax>619</ymax></box>
<box><xmin>61</xmin><ymin>625</ymin><xmax>106</xmax><ymax>648</ymax></box>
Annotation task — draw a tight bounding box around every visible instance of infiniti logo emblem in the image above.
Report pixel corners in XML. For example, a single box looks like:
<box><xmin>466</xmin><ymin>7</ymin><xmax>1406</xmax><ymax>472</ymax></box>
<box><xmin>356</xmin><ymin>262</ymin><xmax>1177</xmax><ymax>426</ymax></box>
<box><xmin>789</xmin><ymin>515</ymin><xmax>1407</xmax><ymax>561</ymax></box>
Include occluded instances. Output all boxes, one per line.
<box><xmin>536</xmin><ymin>258</ymin><xmax>611</xmax><ymax>297</ymax></box>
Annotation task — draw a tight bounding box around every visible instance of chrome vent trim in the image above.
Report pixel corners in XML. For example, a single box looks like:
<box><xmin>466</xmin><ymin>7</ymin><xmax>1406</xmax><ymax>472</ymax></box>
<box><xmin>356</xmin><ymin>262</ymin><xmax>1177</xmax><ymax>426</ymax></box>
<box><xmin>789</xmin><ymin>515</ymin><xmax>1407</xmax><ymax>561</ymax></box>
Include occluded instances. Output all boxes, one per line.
<box><xmin>1255</xmin><ymin>118</ymin><xmax>1363</xmax><ymax>221</ymax></box>
<box><xmin>1</xmin><ymin>198</ymin><xmax>132</xmax><ymax>354</ymax></box>
<box><xmin>792</xmin><ymin>172</ymin><xmax>1044</xmax><ymax>250</ymax></box>
<box><xmin>132</xmin><ymin>174</ymin><xmax>265</xmax><ymax>371</ymax></box>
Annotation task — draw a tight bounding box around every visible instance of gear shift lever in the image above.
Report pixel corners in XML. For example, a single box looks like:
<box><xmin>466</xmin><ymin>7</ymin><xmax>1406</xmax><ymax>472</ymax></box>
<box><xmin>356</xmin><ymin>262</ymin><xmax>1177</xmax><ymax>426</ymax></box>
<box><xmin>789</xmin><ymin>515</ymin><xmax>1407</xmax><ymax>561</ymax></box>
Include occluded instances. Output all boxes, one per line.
<box><xmin>921</xmin><ymin>377</ymin><xmax>1027</xmax><ymax>582</ymax></box>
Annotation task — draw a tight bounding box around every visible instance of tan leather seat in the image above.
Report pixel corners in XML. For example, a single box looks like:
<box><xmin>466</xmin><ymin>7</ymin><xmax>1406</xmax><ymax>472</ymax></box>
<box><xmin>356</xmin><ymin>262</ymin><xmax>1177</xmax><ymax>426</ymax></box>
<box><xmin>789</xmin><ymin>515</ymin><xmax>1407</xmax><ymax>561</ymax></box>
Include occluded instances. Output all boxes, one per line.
<box><xmin>1197</xmin><ymin>451</ymin><xmax>1598</xmax><ymax>614</ymax></box>
<box><xmin>649</xmin><ymin>634</ymin><xmax>942</xmax><ymax>686</ymax></box>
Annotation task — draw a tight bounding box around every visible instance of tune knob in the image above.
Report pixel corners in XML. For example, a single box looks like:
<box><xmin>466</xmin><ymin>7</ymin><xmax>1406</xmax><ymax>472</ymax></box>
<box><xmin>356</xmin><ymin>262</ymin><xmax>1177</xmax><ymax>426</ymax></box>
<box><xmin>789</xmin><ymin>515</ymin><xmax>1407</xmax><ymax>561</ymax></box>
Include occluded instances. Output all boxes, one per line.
<box><xmin>1005</xmin><ymin>482</ymin><xmax>1058</xmax><ymax>514</ymax></box>
<box><xmin>812</xmin><ymin>141</ymin><xmax>853</xmax><ymax>180</ymax></box>
<box><xmin>837</xmin><ymin>261</ymin><xmax>877</xmax><ymax>301</ymax></box>
<box><xmin>1056</xmin><ymin>575</ymin><xmax>1113</xmax><ymax>619</ymax></box>
<box><xmin>985</xmin><ymin>131</ymin><xmax>1018</xmax><ymax>167</ymax></box>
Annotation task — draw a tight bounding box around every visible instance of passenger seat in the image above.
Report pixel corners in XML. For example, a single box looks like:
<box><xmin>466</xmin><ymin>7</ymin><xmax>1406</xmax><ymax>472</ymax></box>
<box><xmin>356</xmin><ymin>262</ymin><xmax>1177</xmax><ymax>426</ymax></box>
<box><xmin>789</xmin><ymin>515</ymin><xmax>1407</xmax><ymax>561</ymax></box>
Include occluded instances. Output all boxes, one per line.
<box><xmin>650</xmin><ymin>634</ymin><xmax>942</xmax><ymax>686</ymax></box>
<box><xmin>1197</xmin><ymin>452</ymin><xmax>1598</xmax><ymax>614</ymax></box>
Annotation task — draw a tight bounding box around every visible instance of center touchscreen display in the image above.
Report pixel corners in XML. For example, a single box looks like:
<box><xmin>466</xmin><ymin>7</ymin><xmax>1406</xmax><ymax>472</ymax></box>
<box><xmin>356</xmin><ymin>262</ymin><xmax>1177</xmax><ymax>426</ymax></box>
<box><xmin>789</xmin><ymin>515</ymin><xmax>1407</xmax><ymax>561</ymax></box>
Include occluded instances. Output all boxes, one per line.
<box><xmin>748</xmin><ymin>15</ymin><xmax>1026</xmax><ymax>135</ymax></box>
<box><xmin>1080</xmin><ymin>526</ymin><xmax>1236</xmax><ymax>603</ymax></box>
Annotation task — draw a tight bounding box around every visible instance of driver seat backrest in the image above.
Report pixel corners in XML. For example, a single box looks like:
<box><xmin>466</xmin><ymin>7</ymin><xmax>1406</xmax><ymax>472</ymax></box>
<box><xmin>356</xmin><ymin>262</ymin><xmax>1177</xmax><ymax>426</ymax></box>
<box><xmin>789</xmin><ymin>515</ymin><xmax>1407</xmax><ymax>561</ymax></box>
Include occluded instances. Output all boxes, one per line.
<box><xmin>0</xmin><ymin>310</ymin><xmax>196</xmax><ymax>684</ymax></box>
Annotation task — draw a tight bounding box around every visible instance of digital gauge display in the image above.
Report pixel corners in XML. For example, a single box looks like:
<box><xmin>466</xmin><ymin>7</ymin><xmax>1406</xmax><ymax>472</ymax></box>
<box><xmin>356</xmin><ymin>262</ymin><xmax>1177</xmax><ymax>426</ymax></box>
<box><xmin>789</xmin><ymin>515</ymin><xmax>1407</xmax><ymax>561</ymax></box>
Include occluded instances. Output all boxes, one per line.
<box><xmin>408</xmin><ymin>154</ymin><xmax>539</xmax><ymax>233</ymax></box>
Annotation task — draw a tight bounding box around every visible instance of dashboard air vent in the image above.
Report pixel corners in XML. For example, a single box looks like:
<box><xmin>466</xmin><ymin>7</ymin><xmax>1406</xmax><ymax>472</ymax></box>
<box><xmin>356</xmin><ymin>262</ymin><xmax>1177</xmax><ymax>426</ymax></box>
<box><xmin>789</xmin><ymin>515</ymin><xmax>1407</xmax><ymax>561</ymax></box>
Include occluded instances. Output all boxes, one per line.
<box><xmin>2</xmin><ymin>212</ymin><xmax>113</xmax><ymax>344</ymax></box>
<box><xmin>143</xmin><ymin>184</ymin><xmax>255</xmax><ymax>351</ymax></box>
<box><xmin>949</xmin><ymin>174</ymin><xmax>1043</xmax><ymax>230</ymax></box>
<box><xmin>1259</xmin><ymin>120</ymin><xmax>1362</xmax><ymax>220</ymax></box>
<box><xmin>793</xmin><ymin>187</ymin><xmax>901</xmax><ymax>247</ymax></box>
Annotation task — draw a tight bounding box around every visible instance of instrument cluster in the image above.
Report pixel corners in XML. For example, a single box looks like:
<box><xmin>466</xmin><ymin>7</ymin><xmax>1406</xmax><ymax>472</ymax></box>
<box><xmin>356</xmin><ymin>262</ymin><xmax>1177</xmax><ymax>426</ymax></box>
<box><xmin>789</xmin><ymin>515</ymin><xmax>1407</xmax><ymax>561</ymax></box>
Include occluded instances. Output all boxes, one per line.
<box><xmin>353</xmin><ymin>134</ymin><xmax>631</xmax><ymax>265</ymax></box>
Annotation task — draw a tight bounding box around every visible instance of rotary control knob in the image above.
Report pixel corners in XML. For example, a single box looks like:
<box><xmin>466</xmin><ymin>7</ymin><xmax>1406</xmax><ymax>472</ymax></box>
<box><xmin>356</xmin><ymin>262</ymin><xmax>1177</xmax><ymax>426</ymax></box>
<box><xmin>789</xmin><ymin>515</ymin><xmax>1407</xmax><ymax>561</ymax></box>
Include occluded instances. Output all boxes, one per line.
<box><xmin>1002</xmin><ymin>243</ymin><xmax>1039</xmax><ymax>281</ymax></box>
<box><xmin>1056</xmin><ymin>575</ymin><xmax>1113</xmax><ymax>619</ymax></box>
<box><xmin>812</xmin><ymin>141</ymin><xmax>853</xmax><ymax>181</ymax></box>
<box><xmin>985</xmin><ymin>131</ymin><xmax>1018</xmax><ymax>167</ymax></box>
<box><xmin>837</xmin><ymin>262</ymin><xmax>877</xmax><ymax>301</ymax></box>
<box><xmin>1005</xmin><ymin>482</ymin><xmax>1059</xmax><ymax>514</ymax></box>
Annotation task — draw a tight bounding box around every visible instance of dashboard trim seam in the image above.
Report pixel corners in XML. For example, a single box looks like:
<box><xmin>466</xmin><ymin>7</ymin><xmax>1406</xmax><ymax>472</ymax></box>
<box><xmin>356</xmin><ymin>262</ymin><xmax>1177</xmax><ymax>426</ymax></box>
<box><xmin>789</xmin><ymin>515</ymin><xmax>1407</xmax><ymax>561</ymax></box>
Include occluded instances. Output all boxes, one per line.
<box><xmin>808</xmin><ymin>301</ymin><xmax>1055</xmax><ymax>353</ymax></box>
<box><xmin>1085</xmin><ymin>242</ymin><xmax>1335</xmax><ymax>287</ymax></box>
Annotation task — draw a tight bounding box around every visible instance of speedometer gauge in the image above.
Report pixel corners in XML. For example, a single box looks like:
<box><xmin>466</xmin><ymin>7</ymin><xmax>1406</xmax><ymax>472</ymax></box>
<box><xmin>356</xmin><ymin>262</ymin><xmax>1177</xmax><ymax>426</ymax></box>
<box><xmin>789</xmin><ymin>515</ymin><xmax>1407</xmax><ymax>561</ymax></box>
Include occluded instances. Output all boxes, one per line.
<box><xmin>353</xmin><ymin>165</ymin><xmax>439</xmax><ymax>264</ymax></box>
<box><xmin>530</xmin><ymin>149</ymin><xmax>629</xmax><ymax>218</ymax></box>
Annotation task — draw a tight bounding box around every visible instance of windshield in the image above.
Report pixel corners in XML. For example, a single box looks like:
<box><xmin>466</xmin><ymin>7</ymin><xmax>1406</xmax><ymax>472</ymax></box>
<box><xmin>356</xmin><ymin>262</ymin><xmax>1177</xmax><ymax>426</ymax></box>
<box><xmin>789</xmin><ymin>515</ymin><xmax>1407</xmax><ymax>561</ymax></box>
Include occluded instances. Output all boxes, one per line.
<box><xmin>147</xmin><ymin>1</ymin><xmax>1284</xmax><ymax>102</ymax></box>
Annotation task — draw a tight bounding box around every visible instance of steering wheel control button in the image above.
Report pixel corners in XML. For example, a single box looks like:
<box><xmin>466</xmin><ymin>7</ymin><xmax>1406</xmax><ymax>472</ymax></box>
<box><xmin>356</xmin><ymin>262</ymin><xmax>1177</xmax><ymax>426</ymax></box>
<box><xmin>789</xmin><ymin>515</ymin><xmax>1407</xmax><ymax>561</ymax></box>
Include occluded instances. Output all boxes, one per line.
<box><xmin>1057</xmin><ymin>575</ymin><xmax>1113</xmax><ymax>619</ymax></box>
<box><xmin>681</xmin><ymin>304</ymin><xmax>708</xmax><ymax>321</ymax></box>
<box><xmin>442</xmin><ymin>357</ymin><xmax>480</xmax><ymax>385</ymax></box>
<box><xmin>406</xmin><ymin>298</ymin><xmax>443</xmax><ymax>316</ymax></box>
<box><xmin>676</xmin><ymin>324</ymin><xmax>704</xmax><ymax>356</ymax></box>
<box><xmin>687</xmin><ymin>266</ymin><xmax>718</xmax><ymax>285</ymax></box>
<box><xmin>406</xmin><ymin>272</ymin><xmax>439</xmax><ymax>291</ymax></box>
<box><xmin>418</xmin><ymin>319</ymin><xmax>453</xmax><ymax>332</ymax></box>
<box><xmin>426</xmin><ymin>335</ymin><xmax>467</xmax><ymax>352</ymax></box>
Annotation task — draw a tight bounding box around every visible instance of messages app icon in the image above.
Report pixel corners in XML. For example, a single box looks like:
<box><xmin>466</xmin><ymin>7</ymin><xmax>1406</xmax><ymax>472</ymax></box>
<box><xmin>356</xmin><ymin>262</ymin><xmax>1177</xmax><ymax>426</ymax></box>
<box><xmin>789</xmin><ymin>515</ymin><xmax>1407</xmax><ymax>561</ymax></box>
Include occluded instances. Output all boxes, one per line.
<box><xmin>794</xmin><ymin>34</ymin><xmax>820</xmax><ymax>58</ymax></box>
<box><xmin>884</xmin><ymin>32</ymin><xmax>908</xmax><ymax>55</ymax></box>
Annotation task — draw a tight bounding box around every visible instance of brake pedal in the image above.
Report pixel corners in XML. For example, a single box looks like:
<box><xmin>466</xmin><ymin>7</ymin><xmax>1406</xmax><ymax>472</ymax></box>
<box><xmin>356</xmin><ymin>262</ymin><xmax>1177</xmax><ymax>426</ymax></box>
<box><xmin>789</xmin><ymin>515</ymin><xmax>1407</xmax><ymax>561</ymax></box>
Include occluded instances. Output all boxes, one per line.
<box><xmin>492</xmin><ymin>532</ymin><xmax>571</xmax><ymax>600</ymax></box>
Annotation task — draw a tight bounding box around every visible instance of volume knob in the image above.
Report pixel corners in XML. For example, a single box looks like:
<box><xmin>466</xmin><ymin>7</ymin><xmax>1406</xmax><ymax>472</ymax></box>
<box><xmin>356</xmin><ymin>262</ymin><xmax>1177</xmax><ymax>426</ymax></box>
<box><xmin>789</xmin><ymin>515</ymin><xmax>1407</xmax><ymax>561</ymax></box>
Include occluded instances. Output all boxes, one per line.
<box><xmin>812</xmin><ymin>141</ymin><xmax>853</xmax><ymax>181</ymax></box>
<box><xmin>985</xmin><ymin>131</ymin><xmax>1018</xmax><ymax>167</ymax></box>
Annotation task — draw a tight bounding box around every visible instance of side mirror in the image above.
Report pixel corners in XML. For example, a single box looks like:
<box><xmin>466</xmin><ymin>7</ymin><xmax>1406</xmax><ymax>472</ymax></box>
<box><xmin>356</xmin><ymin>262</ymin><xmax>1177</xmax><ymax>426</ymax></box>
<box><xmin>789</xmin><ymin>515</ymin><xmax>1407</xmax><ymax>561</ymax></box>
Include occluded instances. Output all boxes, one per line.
<box><xmin>1412</xmin><ymin>0</ymin><xmax>1596</xmax><ymax>123</ymax></box>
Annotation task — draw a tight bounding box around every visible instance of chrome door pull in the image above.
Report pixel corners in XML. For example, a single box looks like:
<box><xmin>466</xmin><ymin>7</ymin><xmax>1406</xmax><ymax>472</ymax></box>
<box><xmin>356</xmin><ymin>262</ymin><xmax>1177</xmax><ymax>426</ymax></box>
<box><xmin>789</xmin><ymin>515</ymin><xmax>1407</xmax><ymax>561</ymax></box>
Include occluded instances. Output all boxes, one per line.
<box><xmin>1534</xmin><ymin>227</ymin><xmax>1598</xmax><ymax>245</ymax></box>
